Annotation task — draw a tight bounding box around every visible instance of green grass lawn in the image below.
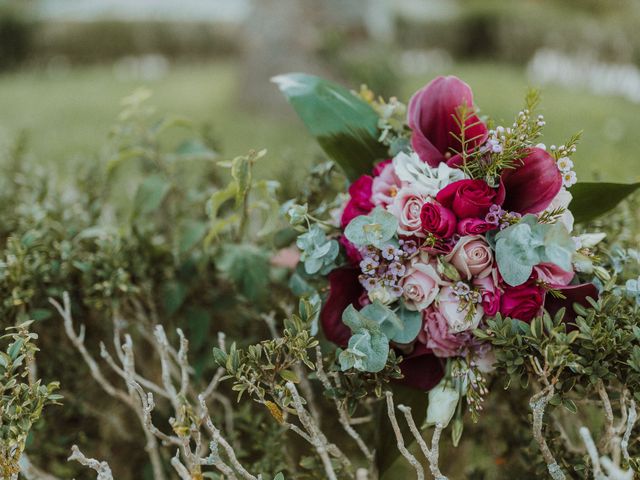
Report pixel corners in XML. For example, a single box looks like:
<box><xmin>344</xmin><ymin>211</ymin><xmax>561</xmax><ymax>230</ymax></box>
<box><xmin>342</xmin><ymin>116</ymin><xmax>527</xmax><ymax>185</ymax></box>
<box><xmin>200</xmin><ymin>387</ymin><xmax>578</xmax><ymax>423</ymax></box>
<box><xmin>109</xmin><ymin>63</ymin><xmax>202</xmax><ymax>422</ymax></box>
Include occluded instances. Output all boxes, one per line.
<box><xmin>0</xmin><ymin>60</ymin><xmax>639</xmax><ymax>186</ymax></box>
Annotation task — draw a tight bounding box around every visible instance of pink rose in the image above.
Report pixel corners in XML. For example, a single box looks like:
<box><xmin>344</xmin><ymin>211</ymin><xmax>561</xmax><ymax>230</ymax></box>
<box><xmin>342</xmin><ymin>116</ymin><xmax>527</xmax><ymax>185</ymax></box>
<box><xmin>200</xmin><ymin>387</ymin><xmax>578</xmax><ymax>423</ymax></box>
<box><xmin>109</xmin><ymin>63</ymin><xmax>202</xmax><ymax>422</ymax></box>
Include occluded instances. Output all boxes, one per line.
<box><xmin>437</xmin><ymin>286</ymin><xmax>484</xmax><ymax>333</ymax></box>
<box><xmin>445</xmin><ymin>235</ymin><xmax>493</xmax><ymax>280</ymax></box>
<box><xmin>533</xmin><ymin>263</ymin><xmax>574</xmax><ymax>287</ymax></box>
<box><xmin>388</xmin><ymin>186</ymin><xmax>429</xmax><ymax>237</ymax></box>
<box><xmin>407</xmin><ymin>76</ymin><xmax>488</xmax><ymax>167</ymax></box>
<box><xmin>418</xmin><ymin>308</ymin><xmax>473</xmax><ymax>358</ymax></box>
<box><xmin>499</xmin><ymin>281</ymin><xmax>544</xmax><ymax>322</ymax></box>
<box><xmin>400</xmin><ymin>258</ymin><xmax>445</xmax><ymax>310</ymax></box>
<box><xmin>473</xmin><ymin>274</ymin><xmax>501</xmax><ymax>316</ymax></box>
<box><xmin>501</xmin><ymin>147</ymin><xmax>562</xmax><ymax>214</ymax></box>
<box><xmin>420</xmin><ymin>202</ymin><xmax>456</xmax><ymax>238</ymax></box>
<box><xmin>371</xmin><ymin>161</ymin><xmax>401</xmax><ymax>207</ymax></box>
<box><xmin>436</xmin><ymin>179</ymin><xmax>504</xmax><ymax>219</ymax></box>
<box><xmin>340</xmin><ymin>175</ymin><xmax>373</xmax><ymax>229</ymax></box>
<box><xmin>456</xmin><ymin>217</ymin><xmax>495</xmax><ymax>236</ymax></box>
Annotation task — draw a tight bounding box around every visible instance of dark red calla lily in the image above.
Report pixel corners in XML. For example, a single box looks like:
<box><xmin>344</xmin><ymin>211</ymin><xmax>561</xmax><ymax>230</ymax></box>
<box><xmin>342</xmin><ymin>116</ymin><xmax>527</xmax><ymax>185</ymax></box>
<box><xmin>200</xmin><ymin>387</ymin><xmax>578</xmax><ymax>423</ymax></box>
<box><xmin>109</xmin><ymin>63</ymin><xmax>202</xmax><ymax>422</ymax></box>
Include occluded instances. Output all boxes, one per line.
<box><xmin>320</xmin><ymin>267</ymin><xmax>444</xmax><ymax>390</ymax></box>
<box><xmin>501</xmin><ymin>147</ymin><xmax>562</xmax><ymax>214</ymax></box>
<box><xmin>544</xmin><ymin>283</ymin><xmax>599</xmax><ymax>326</ymax></box>
<box><xmin>408</xmin><ymin>76</ymin><xmax>488</xmax><ymax>167</ymax></box>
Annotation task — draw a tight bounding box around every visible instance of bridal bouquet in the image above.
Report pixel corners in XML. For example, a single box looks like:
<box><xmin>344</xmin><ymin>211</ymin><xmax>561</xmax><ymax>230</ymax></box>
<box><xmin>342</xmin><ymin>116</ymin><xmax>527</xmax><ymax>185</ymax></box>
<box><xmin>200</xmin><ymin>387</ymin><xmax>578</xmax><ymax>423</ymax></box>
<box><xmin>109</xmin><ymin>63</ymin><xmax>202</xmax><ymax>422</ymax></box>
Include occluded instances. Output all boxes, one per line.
<box><xmin>275</xmin><ymin>73</ymin><xmax>629</xmax><ymax>402</ymax></box>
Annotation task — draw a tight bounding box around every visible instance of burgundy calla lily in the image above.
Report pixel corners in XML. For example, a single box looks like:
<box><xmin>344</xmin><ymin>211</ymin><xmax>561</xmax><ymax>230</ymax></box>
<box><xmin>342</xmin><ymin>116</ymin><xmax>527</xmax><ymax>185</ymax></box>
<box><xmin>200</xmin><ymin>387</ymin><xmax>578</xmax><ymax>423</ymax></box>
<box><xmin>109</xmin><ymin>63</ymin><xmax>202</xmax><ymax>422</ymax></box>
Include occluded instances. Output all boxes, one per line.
<box><xmin>501</xmin><ymin>147</ymin><xmax>562</xmax><ymax>214</ymax></box>
<box><xmin>408</xmin><ymin>76</ymin><xmax>488</xmax><ymax>167</ymax></box>
<box><xmin>544</xmin><ymin>283</ymin><xmax>599</xmax><ymax>325</ymax></box>
<box><xmin>320</xmin><ymin>267</ymin><xmax>444</xmax><ymax>390</ymax></box>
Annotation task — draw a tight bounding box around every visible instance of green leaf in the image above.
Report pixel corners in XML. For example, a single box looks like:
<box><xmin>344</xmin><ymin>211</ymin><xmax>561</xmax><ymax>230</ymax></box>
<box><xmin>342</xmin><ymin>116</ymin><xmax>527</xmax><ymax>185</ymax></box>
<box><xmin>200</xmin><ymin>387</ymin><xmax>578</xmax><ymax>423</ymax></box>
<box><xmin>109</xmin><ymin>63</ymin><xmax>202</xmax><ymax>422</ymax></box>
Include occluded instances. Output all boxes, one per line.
<box><xmin>570</xmin><ymin>182</ymin><xmax>640</xmax><ymax>224</ymax></box>
<box><xmin>178</xmin><ymin>220</ymin><xmax>208</xmax><ymax>254</ymax></box>
<box><xmin>394</xmin><ymin>304</ymin><xmax>422</xmax><ymax>344</ymax></box>
<box><xmin>339</xmin><ymin>305</ymin><xmax>389</xmax><ymax>373</ymax></box>
<box><xmin>273</xmin><ymin>73</ymin><xmax>387</xmax><ymax>180</ymax></box>
<box><xmin>133</xmin><ymin>174</ymin><xmax>171</xmax><ymax>215</ymax></box>
<box><xmin>217</xmin><ymin>244</ymin><xmax>270</xmax><ymax>302</ymax></box>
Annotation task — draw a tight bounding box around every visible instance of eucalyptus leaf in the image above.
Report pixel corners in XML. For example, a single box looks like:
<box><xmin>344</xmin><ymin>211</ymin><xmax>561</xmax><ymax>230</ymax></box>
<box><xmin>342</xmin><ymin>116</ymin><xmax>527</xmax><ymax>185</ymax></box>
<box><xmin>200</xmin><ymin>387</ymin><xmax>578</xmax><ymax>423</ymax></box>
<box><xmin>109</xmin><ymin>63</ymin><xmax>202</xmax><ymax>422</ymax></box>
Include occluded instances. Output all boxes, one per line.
<box><xmin>272</xmin><ymin>73</ymin><xmax>387</xmax><ymax>180</ymax></box>
<box><xmin>344</xmin><ymin>207</ymin><xmax>398</xmax><ymax>248</ymax></box>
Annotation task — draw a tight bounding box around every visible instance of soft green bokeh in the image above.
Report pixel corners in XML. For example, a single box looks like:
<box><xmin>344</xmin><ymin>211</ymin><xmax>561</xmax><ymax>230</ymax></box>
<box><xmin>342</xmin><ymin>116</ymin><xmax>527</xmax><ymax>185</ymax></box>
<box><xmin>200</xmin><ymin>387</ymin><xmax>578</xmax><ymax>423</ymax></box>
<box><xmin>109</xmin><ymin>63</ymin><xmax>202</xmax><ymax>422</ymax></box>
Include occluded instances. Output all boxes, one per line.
<box><xmin>0</xmin><ymin>60</ymin><xmax>639</xmax><ymax>186</ymax></box>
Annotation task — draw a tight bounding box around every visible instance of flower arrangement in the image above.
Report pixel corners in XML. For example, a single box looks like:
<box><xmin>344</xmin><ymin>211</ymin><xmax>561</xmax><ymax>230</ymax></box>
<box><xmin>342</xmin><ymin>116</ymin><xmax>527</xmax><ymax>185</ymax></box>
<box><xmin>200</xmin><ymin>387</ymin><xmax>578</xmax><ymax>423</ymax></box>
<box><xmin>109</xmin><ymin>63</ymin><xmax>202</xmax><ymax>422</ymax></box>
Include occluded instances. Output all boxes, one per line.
<box><xmin>278</xmin><ymin>74</ymin><xmax>620</xmax><ymax>404</ymax></box>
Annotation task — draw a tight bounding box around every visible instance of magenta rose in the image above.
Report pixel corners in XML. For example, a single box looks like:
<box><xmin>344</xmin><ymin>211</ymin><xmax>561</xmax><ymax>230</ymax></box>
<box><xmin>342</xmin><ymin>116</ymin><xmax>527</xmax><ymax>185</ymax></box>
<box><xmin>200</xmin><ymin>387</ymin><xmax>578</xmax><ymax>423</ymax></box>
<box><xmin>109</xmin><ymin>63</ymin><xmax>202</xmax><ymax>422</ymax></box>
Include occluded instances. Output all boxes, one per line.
<box><xmin>445</xmin><ymin>235</ymin><xmax>493</xmax><ymax>280</ymax></box>
<box><xmin>420</xmin><ymin>202</ymin><xmax>456</xmax><ymax>238</ymax></box>
<box><xmin>473</xmin><ymin>275</ymin><xmax>501</xmax><ymax>316</ymax></box>
<box><xmin>499</xmin><ymin>281</ymin><xmax>545</xmax><ymax>322</ymax></box>
<box><xmin>501</xmin><ymin>147</ymin><xmax>562</xmax><ymax>214</ymax></box>
<box><xmin>418</xmin><ymin>308</ymin><xmax>472</xmax><ymax>358</ymax></box>
<box><xmin>456</xmin><ymin>217</ymin><xmax>495</xmax><ymax>236</ymax></box>
<box><xmin>407</xmin><ymin>76</ymin><xmax>488</xmax><ymax>167</ymax></box>
<box><xmin>436</xmin><ymin>179</ymin><xmax>504</xmax><ymax>219</ymax></box>
<box><xmin>340</xmin><ymin>175</ymin><xmax>373</xmax><ymax>229</ymax></box>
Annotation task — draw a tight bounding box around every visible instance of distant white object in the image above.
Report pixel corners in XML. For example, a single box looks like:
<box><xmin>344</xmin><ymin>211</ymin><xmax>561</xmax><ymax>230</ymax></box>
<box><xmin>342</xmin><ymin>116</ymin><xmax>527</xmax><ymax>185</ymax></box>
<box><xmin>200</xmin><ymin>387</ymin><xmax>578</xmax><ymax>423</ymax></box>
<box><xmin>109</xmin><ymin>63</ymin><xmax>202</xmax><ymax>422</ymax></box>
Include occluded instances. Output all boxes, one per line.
<box><xmin>528</xmin><ymin>49</ymin><xmax>640</xmax><ymax>104</ymax></box>
<box><xmin>38</xmin><ymin>0</ymin><xmax>251</xmax><ymax>23</ymax></box>
<box><xmin>113</xmin><ymin>55</ymin><xmax>170</xmax><ymax>82</ymax></box>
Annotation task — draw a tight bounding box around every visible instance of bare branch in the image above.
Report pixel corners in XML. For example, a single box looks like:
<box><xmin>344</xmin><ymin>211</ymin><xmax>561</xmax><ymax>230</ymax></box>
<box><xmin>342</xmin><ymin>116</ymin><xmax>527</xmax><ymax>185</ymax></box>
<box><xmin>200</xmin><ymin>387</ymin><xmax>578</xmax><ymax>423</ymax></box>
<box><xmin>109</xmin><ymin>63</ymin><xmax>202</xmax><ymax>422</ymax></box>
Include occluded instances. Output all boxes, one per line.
<box><xmin>68</xmin><ymin>446</ymin><xmax>113</xmax><ymax>480</ymax></box>
<box><xmin>384</xmin><ymin>391</ymin><xmax>424</xmax><ymax>480</ymax></box>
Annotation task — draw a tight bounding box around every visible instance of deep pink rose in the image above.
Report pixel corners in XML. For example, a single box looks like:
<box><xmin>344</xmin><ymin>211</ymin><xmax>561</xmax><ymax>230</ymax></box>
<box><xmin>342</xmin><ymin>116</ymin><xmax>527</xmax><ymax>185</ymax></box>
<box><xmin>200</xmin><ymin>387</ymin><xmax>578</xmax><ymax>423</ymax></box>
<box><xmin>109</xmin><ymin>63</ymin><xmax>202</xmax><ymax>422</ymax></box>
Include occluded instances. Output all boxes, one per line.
<box><xmin>473</xmin><ymin>275</ymin><xmax>501</xmax><ymax>316</ymax></box>
<box><xmin>408</xmin><ymin>76</ymin><xmax>488</xmax><ymax>167</ymax></box>
<box><xmin>499</xmin><ymin>281</ymin><xmax>545</xmax><ymax>322</ymax></box>
<box><xmin>533</xmin><ymin>263</ymin><xmax>574</xmax><ymax>287</ymax></box>
<box><xmin>340</xmin><ymin>175</ymin><xmax>373</xmax><ymax>229</ymax></box>
<box><xmin>445</xmin><ymin>235</ymin><xmax>493</xmax><ymax>280</ymax></box>
<box><xmin>371</xmin><ymin>161</ymin><xmax>401</xmax><ymax>207</ymax></box>
<box><xmin>339</xmin><ymin>235</ymin><xmax>362</xmax><ymax>265</ymax></box>
<box><xmin>436</xmin><ymin>179</ymin><xmax>504</xmax><ymax>219</ymax></box>
<box><xmin>456</xmin><ymin>217</ymin><xmax>495</xmax><ymax>236</ymax></box>
<box><xmin>420</xmin><ymin>202</ymin><xmax>456</xmax><ymax>238</ymax></box>
<box><xmin>501</xmin><ymin>147</ymin><xmax>562</xmax><ymax>214</ymax></box>
<box><xmin>419</xmin><ymin>308</ymin><xmax>473</xmax><ymax>358</ymax></box>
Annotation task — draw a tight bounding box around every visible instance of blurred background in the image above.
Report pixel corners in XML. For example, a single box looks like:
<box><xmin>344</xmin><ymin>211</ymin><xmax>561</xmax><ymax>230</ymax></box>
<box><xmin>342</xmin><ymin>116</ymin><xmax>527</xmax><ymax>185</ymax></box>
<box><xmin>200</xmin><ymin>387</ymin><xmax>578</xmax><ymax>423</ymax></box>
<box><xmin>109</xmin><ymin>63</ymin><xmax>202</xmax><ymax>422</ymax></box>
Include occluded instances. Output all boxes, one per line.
<box><xmin>1</xmin><ymin>0</ymin><xmax>640</xmax><ymax>188</ymax></box>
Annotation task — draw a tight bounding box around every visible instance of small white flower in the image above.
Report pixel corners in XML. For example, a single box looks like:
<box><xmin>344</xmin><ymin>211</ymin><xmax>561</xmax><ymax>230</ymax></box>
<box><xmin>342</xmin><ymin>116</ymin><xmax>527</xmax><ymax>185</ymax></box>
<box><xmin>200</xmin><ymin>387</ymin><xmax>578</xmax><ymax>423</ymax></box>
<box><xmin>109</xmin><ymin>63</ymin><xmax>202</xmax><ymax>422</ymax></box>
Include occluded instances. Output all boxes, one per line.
<box><xmin>556</xmin><ymin>156</ymin><xmax>574</xmax><ymax>172</ymax></box>
<box><xmin>562</xmin><ymin>170</ymin><xmax>577</xmax><ymax>187</ymax></box>
<box><xmin>535</xmin><ymin>143</ymin><xmax>546</xmax><ymax>150</ymax></box>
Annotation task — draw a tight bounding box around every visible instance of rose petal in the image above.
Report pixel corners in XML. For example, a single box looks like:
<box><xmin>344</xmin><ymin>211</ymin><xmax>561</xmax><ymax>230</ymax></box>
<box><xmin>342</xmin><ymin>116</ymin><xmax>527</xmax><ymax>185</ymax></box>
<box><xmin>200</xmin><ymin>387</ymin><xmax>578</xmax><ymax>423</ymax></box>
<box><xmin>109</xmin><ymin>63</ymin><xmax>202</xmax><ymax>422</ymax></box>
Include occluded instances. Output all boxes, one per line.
<box><xmin>399</xmin><ymin>343</ymin><xmax>445</xmax><ymax>391</ymax></box>
<box><xmin>320</xmin><ymin>267</ymin><xmax>363</xmax><ymax>346</ymax></box>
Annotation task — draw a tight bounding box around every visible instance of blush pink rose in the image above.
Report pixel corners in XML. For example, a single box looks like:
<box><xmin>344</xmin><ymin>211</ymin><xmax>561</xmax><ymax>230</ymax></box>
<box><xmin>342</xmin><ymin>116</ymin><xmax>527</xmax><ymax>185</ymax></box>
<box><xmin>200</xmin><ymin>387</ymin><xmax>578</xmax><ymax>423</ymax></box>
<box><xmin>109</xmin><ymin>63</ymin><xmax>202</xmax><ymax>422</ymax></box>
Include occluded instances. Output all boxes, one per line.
<box><xmin>533</xmin><ymin>262</ymin><xmax>574</xmax><ymax>287</ymax></box>
<box><xmin>499</xmin><ymin>281</ymin><xmax>545</xmax><ymax>322</ymax></box>
<box><xmin>436</xmin><ymin>179</ymin><xmax>504</xmax><ymax>219</ymax></box>
<box><xmin>420</xmin><ymin>202</ymin><xmax>457</xmax><ymax>238</ymax></box>
<box><xmin>371</xmin><ymin>161</ymin><xmax>401</xmax><ymax>207</ymax></box>
<box><xmin>400</xmin><ymin>258</ymin><xmax>445</xmax><ymax>311</ymax></box>
<box><xmin>418</xmin><ymin>308</ymin><xmax>473</xmax><ymax>358</ymax></box>
<box><xmin>437</xmin><ymin>286</ymin><xmax>484</xmax><ymax>333</ymax></box>
<box><xmin>473</xmin><ymin>274</ymin><xmax>501</xmax><ymax>316</ymax></box>
<box><xmin>456</xmin><ymin>217</ymin><xmax>495</xmax><ymax>236</ymax></box>
<box><xmin>445</xmin><ymin>235</ymin><xmax>493</xmax><ymax>280</ymax></box>
<box><xmin>388</xmin><ymin>186</ymin><xmax>429</xmax><ymax>237</ymax></box>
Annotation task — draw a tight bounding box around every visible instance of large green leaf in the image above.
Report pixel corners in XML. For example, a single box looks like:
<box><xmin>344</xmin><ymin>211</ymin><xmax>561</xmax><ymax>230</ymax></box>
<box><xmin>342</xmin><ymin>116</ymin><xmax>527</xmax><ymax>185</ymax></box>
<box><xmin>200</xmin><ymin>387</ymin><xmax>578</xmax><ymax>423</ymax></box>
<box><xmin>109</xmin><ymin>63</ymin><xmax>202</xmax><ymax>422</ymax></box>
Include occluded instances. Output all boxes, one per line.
<box><xmin>571</xmin><ymin>182</ymin><xmax>640</xmax><ymax>224</ymax></box>
<box><xmin>377</xmin><ymin>384</ymin><xmax>428</xmax><ymax>478</ymax></box>
<box><xmin>272</xmin><ymin>73</ymin><xmax>387</xmax><ymax>180</ymax></box>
